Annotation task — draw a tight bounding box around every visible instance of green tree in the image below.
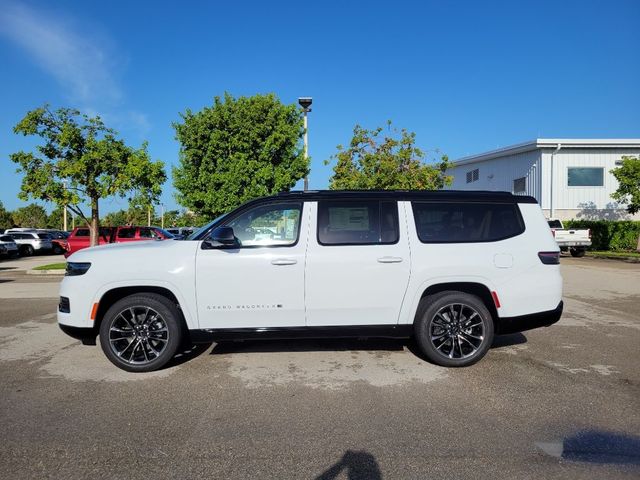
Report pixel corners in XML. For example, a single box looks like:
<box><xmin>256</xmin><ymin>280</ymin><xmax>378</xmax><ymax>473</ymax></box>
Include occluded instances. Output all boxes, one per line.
<box><xmin>0</xmin><ymin>202</ymin><xmax>14</xmax><ymax>230</ymax></box>
<box><xmin>327</xmin><ymin>122</ymin><xmax>452</xmax><ymax>190</ymax></box>
<box><xmin>12</xmin><ymin>203</ymin><xmax>48</xmax><ymax>228</ymax></box>
<box><xmin>173</xmin><ymin>92</ymin><xmax>307</xmax><ymax>218</ymax></box>
<box><xmin>11</xmin><ymin>105</ymin><xmax>166</xmax><ymax>246</ymax></box>
<box><xmin>611</xmin><ymin>156</ymin><xmax>640</xmax><ymax>251</ymax></box>
<box><xmin>46</xmin><ymin>205</ymin><xmax>66</xmax><ymax>230</ymax></box>
<box><xmin>611</xmin><ymin>156</ymin><xmax>640</xmax><ymax>214</ymax></box>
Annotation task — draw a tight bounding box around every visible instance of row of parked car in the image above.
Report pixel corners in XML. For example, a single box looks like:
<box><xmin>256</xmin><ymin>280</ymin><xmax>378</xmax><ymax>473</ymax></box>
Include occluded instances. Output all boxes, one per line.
<box><xmin>0</xmin><ymin>226</ymin><xmax>198</xmax><ymax>260</ymax></box>
<box><xmin>0</xmin><ymin>228</ymin><xmax>69</xmax><ymax>258</ymax></box>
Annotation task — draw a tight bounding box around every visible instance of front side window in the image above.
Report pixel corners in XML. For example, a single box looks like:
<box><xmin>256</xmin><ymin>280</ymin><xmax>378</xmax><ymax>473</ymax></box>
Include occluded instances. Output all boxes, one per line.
<box><xmin>412</xmin><ymin>202</ymin><xmax>524</xmax><ymax>243</ymax></box>
<box><xmin>222</xmin><ymin>202</ymin><xmax>301</xmax><ymax>247</ymax></box>
<box><xmin>318</xmin><ymin>200</ymin><xmax>399</xmax><ymax>245</ymax></box>
<box><xmin>567</xmin><ymin>167</ymin><xmax>604</xmax><ymax>187</ymax></box>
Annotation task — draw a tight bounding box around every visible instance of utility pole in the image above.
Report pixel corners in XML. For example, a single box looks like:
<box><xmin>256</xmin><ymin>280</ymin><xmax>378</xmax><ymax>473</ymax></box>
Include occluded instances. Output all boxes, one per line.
<box><xmin>298</xmin><ymin>97</ymin><xmax>312</xmax><ymax>191</ymax></box>
<box><xmin>147</xmin><ymin>206</ymin><xmax>151</xmax><ymax>227</ymax></box>
<box><xmin>161</xmin><ymin>204</ymin><xmax>165</xmax><ymax>229</ymax></box>
<box><xmin>63</xmin><ymin>180</ymin><xmax>68</xmax><ymax>231</ymax></box>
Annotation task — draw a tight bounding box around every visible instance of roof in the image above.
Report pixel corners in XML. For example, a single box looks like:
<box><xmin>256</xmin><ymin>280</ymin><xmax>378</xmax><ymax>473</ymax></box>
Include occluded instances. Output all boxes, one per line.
<box><xmin>453</xmin><ymin>138</ymin><xmax>640</xmax><ymax>166</ymax></box>
<box><xmin>274</xmin><ymin>190</ymin><xmax>536</xmax><ymax>204</ymax></box>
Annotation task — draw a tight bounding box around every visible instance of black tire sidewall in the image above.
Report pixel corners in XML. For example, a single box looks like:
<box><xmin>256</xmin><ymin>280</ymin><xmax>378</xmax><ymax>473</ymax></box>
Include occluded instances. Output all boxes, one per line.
<box><xmin>415</xmin><ymin>292</ymin><xmax>494</xmax><ymax>367</ymax></box>
<box><xmin>99</xmin><ymin>294</ymin><xmax>183</xmax><ymax>372</ymax></box>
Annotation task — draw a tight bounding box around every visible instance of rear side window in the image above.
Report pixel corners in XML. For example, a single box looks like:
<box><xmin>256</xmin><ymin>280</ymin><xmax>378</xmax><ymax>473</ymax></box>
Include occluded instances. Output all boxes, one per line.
<box><xmin>318</xmin><ymin>200</ymin><xmax>399</xmax><ymax>245</ymax></box>
<box><xmin>74</xmin><ymin>229</ymin><xmax>90</xmax><ymax>237</ymax></box>
<box><xmin>117</xmin><ymin>228</ymin><xmax>136</xmax><ymax>239</ymax></box>
<box><xmin>37</xmin><ymin>233</ymin><xmax>51</xmax><ymax>239</ymax></box>
<box><xmin>412</xmin><ymin>202</ymin><xmax>524</xmax><ymax>243</ymax></box>
<box><xmin>0</xmin><ymin>236</ymin><xmax>13</xmax><ymax>242</ymax></box>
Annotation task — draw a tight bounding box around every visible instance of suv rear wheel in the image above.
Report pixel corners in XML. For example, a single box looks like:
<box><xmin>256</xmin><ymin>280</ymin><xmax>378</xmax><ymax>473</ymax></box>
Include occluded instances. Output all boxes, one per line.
<box><xmin>21</xmin><ymin>245</ymin><xmax>34</xmax><ymax>256</ymax></box>
<box><xmin>99</xmin><ymin>293</ymin><xmax>183</xmax><ymax>372</ymax></box>
<box><xmin>414</xmin><ymin>291</ymin><xmax>494</xmax><ymax>367</ymax></box>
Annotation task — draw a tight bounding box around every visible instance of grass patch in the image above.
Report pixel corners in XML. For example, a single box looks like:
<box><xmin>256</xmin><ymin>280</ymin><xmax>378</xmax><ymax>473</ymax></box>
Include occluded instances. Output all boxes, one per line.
<box><xmin>33</xmin><ymin>262</ymin><xmax>66</xmax><ymax>271</ymax></box>
<box><xmin>588</xmin><ymin>251</ymin><xmax>640</xmax><ymax>259</ymax></box>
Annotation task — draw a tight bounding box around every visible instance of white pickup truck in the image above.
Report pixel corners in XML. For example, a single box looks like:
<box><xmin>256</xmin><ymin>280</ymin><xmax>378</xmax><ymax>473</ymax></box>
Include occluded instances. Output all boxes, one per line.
<box><xmin>58</xmin><ymin>190</ymin><xmax>564</xmax><ymax>372</ymax></box>
<box><xmin>547</xmin><ymin>219</ymin><xmax>592</xmax><ymax>257</ymax></box>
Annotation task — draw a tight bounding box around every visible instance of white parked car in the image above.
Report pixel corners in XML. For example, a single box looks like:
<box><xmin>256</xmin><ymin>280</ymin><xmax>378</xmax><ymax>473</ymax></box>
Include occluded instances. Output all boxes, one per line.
<box><xmin>58</xmin><ymin>191</ymin><xmax>563</xmax><ymax>372</ymax></box>
<box><xmin>547</xmin><ymin>219</ymin><xmax>592</xmax><ymax>257</ymax></box>
<box><xmin>7</xmin><ymin>231</ymin><xmax>53</xmax><ymax>256</ymax></box>
<box><xmin>0</xmin><ymin>235</ymin><xmax>20</xmax><ymax>258</ymax></box>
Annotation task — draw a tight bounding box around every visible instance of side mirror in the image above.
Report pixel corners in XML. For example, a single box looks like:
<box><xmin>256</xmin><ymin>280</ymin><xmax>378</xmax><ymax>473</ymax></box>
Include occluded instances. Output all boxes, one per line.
<box><xmin>204</xmin><ymin>226</ymin><xmax>237</xmax><ymax>248</ymax></box>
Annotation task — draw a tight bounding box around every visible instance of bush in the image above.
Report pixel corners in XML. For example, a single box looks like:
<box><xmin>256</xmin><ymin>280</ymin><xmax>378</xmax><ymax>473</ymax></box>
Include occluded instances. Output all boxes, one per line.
<box><xmin>564</xmin><ymin>220</ymin><xmax>640</xmax><ymax>251</ymax></box>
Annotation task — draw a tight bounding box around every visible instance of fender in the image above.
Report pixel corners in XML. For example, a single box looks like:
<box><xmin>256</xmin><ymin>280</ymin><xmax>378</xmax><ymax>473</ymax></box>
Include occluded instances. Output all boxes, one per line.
<box><xmin>92</xmin><ymin>279</ymin><xmax>198</xmax><ymax>330</ymax></box>
<box><xmin>398</xmin><ymin>275</ymin><xmax>499</xmax><ymax>325</ymax></box>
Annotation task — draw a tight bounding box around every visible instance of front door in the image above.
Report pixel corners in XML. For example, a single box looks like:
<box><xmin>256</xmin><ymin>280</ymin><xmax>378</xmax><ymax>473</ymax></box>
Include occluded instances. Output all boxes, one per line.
<box><xmin>195</xmin><ymin>201</ymin><xmax>308</xmax><ymax>329</ymax></box>
<box><xmin>305</xmin><ymin>199</ymin><xmax>411</xmax><ymax>326</ymax></box>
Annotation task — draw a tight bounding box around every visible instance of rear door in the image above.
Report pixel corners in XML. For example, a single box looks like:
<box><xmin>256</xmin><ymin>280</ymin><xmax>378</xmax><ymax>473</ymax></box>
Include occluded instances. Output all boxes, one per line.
<box><xmin>114</xmin><ymin>227</ymin><xmax>137</xmax><ymax>243</ymax></box>
<box><xmin>305</xmin><ymin>199</ymin><xmax>411</xmax><ymax>326</ymax></box>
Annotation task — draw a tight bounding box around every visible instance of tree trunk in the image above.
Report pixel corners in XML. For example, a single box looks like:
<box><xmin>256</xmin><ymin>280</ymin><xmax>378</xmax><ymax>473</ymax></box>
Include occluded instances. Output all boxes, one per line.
<box><xmin>90</xmin><ymin>198</ymin><xmax>100</xmax><ymax>247</ymax></box>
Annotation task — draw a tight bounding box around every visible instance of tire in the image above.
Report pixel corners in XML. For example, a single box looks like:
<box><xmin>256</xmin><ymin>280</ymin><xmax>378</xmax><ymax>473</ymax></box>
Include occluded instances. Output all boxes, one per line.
<box><xmin>99</xmin><ymin>293</ymin><xmax>184</xmax><ymax>372</ymax></box>
<box><xmin>52</xmin><ymin>244</ymin><xmax>63</xmax><ymax>255</ymax></box>
<box><xmin>414</xmin><ymin>291</ymin><xmax>494</xmax><ymax>367</ymax></box>
<box><xmin>21</xmin><ymin>245</ymin><xmax>34</xmax><ymax>256</ymax></box>
<box><xmin>570</xmin><ymin>247</ymin><xmax>585</xmax><ymax>258</ymax></box>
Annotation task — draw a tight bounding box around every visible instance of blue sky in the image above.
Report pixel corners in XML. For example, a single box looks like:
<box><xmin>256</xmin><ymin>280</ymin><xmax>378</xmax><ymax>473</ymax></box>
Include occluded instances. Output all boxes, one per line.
<box><xmin>1</xmin><ymin>0</ymin><xmax>639</xmax><ymax>214</ymax></box>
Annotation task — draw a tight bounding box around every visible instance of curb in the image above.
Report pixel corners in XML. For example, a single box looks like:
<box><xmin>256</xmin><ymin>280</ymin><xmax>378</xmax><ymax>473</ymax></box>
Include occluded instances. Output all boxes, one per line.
<box><xmin>26</xmin><ymin>269</ymin><xmax>66</xmax><ymax>275</ymax></box>
<box><xmin>586</xmin><ymin>255</ymin><xmax>640</xmax><ymax>264</ymax></box>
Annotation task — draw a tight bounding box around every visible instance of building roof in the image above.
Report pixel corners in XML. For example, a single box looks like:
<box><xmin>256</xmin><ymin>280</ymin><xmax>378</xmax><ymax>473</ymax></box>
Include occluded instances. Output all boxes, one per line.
<box><xmin>453</xmin><ymin>138</ymin><xmax>640</xmax><ymax>166</ymax></box>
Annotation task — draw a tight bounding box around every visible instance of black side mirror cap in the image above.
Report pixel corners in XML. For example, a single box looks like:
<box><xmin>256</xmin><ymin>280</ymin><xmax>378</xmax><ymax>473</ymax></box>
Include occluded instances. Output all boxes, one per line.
<box><xmin>203</xmin><ymin>226</ymin><xmax>237</xmax><ymax>248</ymax></box>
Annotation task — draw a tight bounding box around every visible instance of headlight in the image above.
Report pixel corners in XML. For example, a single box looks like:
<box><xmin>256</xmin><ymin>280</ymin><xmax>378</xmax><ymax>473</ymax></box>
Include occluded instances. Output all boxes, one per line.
<box><xmin>65</xmin><ymin>262</ymin><xmax>92</xmax><ymax>276</ymax></box>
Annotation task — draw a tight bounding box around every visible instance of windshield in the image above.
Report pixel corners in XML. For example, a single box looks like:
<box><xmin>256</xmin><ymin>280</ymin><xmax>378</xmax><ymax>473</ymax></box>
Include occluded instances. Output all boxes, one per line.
<box><xmin>154</xmin><ymin>228</ymin><xmax>175</xmax><ymax>239</ymax></box>
<box><xmin>187</xmin><ymin>214</ymin><xmax>227</xmax><ymax>240</ymax></box>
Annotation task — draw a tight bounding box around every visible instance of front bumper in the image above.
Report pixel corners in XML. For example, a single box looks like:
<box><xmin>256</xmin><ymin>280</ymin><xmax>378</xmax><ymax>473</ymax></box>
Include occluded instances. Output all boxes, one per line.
<box><xmin>59</xmin><ymin>323</ymin><xmax>97</xmax><ymax>345</ymax></box>
<box><xmin>496</xmin><ymin>301</ymin><xmax>563</xmax><ymax>335</ymax></box>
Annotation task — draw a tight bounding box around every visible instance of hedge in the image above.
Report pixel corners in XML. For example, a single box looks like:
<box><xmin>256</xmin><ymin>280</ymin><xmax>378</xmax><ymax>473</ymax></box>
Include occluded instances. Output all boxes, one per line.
<box><xmin>564</xmin><ymin>220</ymin><xmax>640</xmax><ymax>251</ymax></box>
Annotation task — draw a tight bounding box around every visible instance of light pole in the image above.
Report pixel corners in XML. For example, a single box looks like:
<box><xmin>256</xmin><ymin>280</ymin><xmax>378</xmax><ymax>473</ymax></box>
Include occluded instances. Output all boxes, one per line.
<box><xmin>298</xmin><ymin>97</ymin><xmax>312</xmax><ymax>191</ymax></box>
<box><xmin>160</xmin><ymin>204</ymin><xmax>165</xmax><ymax>229</ymax></box>
<box><xmin>62</xmin><ymin>180</ymin><xmax>68</xmax><ymax>231</ymax></box>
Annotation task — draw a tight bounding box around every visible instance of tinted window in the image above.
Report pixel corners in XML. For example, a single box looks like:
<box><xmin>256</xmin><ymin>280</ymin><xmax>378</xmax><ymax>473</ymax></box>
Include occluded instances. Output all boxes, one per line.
<box><xmin>75</xmin><ymin>229</ymin><xmax>89</xmax><ymax>237</ymax></box>
<box><xmin>153</xmin><ymin>228</ymin><xmax>175</xmax><ymax>239</ymax></box>
<box><xmin>0</xmin><ymin>236</ymin><xmax>13</xmax><ymax>242</ymax></box>
<box><xmin>223</xmin><ymin>202</ymin><xmax>301</xmax><ymax>247</ymax></box>
<box><xmin>412</xmin><ymin>202</ymin><xmax>524</xmax><ymax>243</ymax></box>
<box><xmin>117</xmin><ymin>228</ymin><xmax>136</xmax><ymax>239</ymax></box>
<box><xmin>37</xmin><ymin>233</ymin><xmax>52</xmax><ymax>239</ymax></box>
<box><xmin>318</xmin><ymin>200</ymin><xmax>399</xmax><ymax>245</ymax></box>
<box><xmin>567</xmin><ymin>167</ymin><xmax>604</xmax><ymax>186</ymax></box>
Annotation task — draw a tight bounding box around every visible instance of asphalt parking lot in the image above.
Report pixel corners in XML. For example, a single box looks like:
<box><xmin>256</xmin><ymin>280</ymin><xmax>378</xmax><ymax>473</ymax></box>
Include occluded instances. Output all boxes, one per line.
<box><xmin>0</xmin><ymin>255</ymin><xmax>638</xmax><ymax>479</ymax></box>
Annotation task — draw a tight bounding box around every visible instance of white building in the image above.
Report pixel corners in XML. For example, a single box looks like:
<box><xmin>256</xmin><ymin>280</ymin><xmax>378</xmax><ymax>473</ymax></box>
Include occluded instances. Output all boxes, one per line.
<box><xmin>447</xmin><ymin>139</ymin><xmax>640</xmax><ymax>220</ymax></box>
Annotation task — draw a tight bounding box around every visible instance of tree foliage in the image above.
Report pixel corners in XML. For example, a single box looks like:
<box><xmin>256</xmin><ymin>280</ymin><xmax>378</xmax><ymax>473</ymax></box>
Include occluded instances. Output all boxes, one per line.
<box><xmin>327</xmin><ymin>122</ymin><xmax>452</xmax><ymax>190</ymax></box>
<box><xmin>11</xmin><ymin>204</ymin><xmax>48</xmax><ymax>228</ymax></box>
<box><xmin>611</xmin><ymin>156</ymin><xmax>640</xmax><ymax>214</ymax></box>
<box><xmin>173</xmin><ymin>92</ymin><xmax>307</xmax><ymax>218</ymax></box>
<box><xmin>0</xmin><ymin>202</ymin><xmax>14</xmax><ymax>230</ymax></box>
<box><xmin>11</xmin><ymin>105</ymin><xmax>165</xmax><ymax>245</ymax></box>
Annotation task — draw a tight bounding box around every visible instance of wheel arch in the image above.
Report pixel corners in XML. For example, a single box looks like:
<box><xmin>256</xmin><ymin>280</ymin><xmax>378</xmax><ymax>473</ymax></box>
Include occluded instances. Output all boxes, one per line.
<box><xmin>94</xmin><ymin>286</ymin><xmax>190</xmax><ymax>334</ymax></box>
<box><xmin>413</xmin><ymin>282</ymin><xmax>500</xmax><ymax>332</ymax></box>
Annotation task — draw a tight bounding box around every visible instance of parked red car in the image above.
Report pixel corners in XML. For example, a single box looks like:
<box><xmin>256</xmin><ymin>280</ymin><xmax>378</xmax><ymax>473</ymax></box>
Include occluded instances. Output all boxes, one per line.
<box><xmin>64</xmin><ymin>226</ymin><xmax>175</xmax><ymax>258</ymax></box>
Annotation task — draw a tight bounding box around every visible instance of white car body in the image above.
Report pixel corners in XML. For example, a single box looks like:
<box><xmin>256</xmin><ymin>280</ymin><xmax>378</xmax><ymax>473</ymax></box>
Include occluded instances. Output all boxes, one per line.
<box><xmin>58</xmin><ymin>191</ymin><xmax>563</xmax><ymax>370</ymax></box>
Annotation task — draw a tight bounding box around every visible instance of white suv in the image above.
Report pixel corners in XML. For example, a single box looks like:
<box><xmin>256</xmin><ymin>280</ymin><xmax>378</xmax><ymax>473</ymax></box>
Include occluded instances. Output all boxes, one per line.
<box><xmin>58</xmin><ymin>191</ymin><xmax>563</xmax><ymax>372</ymax></box>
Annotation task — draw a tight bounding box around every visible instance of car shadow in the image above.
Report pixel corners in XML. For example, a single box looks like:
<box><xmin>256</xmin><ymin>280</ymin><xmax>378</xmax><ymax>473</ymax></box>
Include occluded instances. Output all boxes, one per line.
<box><xmin>163</xmin><ymin>342</ymin><xmax>214</xmax><ymax>369</ymax></box>
<box><xmin>0</xmin><ymin>279</ymin><xmax>15</xmax><ymax>283</ymax></box>
<box><xmin>210</xmin><ymin>337</ymin><xmax>405</xmax><ymax>355</ymax></box>
<box><xmin>491</xmin><ymin>332</ymin><xmax>528</xmax><ymax>349</ymax></box>
<box><xmin>315</xmin><ymin>450</ymin><xmax>382</xmax><ymax>480</ymax></box>
<box><xmin>538</xmin><ymin>430</ymin><xmax>640</xmax><ymax>465</ymax></box>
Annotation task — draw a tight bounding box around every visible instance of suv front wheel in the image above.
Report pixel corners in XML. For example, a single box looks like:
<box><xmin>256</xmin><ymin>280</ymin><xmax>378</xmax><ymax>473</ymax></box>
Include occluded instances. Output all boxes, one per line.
<box><xmin>415</xmin><ymin>291</ymin><xmax>494</xmax><ymax>367</ymax></box>
<box><xmin>99</xmin><ymin>293</ymin><xmax>183</xmax><ymax>372</ymax></box>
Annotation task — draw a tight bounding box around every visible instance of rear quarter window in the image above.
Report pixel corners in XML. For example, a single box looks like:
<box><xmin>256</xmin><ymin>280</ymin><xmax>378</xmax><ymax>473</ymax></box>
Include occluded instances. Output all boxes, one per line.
<box><xmin>412</xmin><ymin>202</ymin><xmax>524</xmax><ymax>243</ymax></box>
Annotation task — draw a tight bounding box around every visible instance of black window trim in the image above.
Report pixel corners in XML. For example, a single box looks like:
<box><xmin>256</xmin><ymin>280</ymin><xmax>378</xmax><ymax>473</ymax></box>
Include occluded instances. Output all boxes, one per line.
<box><xmin>201</xmin><ymin>200</ymin><xmax>304</xmax><ymax>250</ymax></box>
<box><xmin>411</xmin><ymin>201</ymin><xmax>526</xmax><ymax>244</ymax></box>
<box><xmin>316</xmin><ymin>199</ymin><xmax>400</xmax><ymax>247</ymax></box>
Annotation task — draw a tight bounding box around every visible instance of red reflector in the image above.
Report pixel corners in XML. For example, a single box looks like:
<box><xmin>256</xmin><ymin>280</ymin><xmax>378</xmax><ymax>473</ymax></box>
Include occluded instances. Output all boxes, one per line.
<box><xmin>491</xmin><ymin>291</ymin><xmax>501</xmax><ymax>308</ymax></box>
<box><xmin>90</xmin><ymin>303</ymin><xmax>99</xmax><ymax>321</ymax></box>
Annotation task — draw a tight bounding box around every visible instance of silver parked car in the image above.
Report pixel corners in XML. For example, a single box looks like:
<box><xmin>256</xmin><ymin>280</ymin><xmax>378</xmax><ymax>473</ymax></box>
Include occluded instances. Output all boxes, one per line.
<box><xmin>8</xmin><ymin>232</ymin><xmax>53</xmax><ymax>256</ymax></box>
<box><xmin>0</xmin><ymin>235</ymin><xmax>20</xmax><ymax>258</ymax></box>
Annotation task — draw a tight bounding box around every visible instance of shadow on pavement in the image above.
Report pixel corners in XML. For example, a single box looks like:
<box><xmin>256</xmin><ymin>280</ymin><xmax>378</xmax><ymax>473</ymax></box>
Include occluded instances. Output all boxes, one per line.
<box><xmin>315</xmin><ymin>450</ymin><xmax>382</xmax><ymax>480</ymax></box>
<box><xmin>491</xmin><ymin>332</ymin><xmax>527</xmax><ymax>349</ymax></box>
<box><xmin>210</xmin><ymin>338</ymin><xmax>405</xmax><ymax>355</ymax></box>
<box><xmin>164</xmin><ymin>342</ymin><xmax>213</xmax><ymax>369</ymax></box>
<box><xmin>562</xmin><ymin>430</ymin><xmax>640</xmax><ymax>465</ymax></box>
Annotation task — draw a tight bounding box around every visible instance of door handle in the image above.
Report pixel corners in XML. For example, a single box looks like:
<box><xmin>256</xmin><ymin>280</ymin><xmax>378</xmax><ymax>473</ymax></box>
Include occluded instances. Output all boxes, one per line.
<box><xmin>377</xmin><ymin>256</ymin><xmax>403</xmax><ymax>263</ymax></box>
<box><xmin>271</xmin><ymin>258</ymin><xmax>297</xmax><ymax>266</ymax></box>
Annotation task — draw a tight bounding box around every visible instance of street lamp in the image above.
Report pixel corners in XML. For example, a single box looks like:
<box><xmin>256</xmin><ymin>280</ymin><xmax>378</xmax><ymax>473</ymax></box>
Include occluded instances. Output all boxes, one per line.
<box><xmin>298</xmin><ymin>97</ymin><xmax>312</xmax><ymax>191</ymax></box>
